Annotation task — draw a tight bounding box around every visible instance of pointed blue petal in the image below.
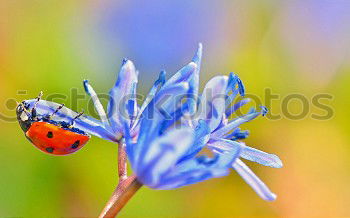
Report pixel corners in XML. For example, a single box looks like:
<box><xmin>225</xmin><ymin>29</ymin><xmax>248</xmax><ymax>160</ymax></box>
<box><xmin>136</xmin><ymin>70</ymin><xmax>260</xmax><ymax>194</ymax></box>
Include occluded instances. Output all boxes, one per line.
<box><xmin>107</xmin><ymin>60</ymin><xmax>138</xmax><ymax>132</ymax></box>
<box><xmin>188</xmin><ymin>43</ymin><xmax>203</xmax><ymax>114</ymax></box>
<box><xmin>127</xmin><ymin>81</ymin><xmax>138</xmax><ymax>122</ymax></box>
<box><xmin>133</xmin><ymin>71</ymin><xmax>166</xmax><ymax>129</ymax></box>
<box><xmin>226</xmin><ymin>72</ymin><xmax>238</xmax><ymax>94</ymax></box>
<box><xmin>83</xmin><ymin>80</ymin><xmax>110</xmax><ymax>128</ymax></box>
<box><xmin>197</xmin><ymin>76</ymin><xmax>228</xmax><ymax>131</ymax></box>
<box><xmin>207</xmin><ymin>138</ymin><xmax>243</xmax><ymax>153</ymax></box>
<box><xmin>156</xmin><ymin>167</ymin><xmax>229</xmax><ymax>190</ymax></box>
<box><xmin>226</xmin><ymin>73</ymin><xmax>245</xmax><ymax>97</ymax></box>
<box><xmin>139</xmin><ymin>70</ymin><xmax>166</xmax><ymax>114</ymax></box>
<box><xmin>241</xmin><ymin>146</ymin><xmax>283</xmax><ymax>168</ymax></box>
<box><xmin>225</xmin><ymin>98</ymin><xmax>251</xmax><ymax>117</ymax></box>
<box><xmin>232</xmin><ymin>159</ymin><xmax>277</xmax><ymax>201</ymax></box>
<box><xmin>261</xmin><ymin>106</ymin><xmax>268</xmax><ymax>116</ymax></box>
<box><xmin>211</xmin><ymin>111</ymin><xmax>261</xmax><ymax>138</ymax></box>
<box><xmin>163</xmin><ymin>62</ymin><xmax>197</xmax><ymax>87</ymax></box>
<box><xmin>208</xmin><ymin>139</ymin><xmax>282</xmax><ymax>168</ymax></box>
<box><xmin>192</xmin><ymin>43</ymin><xmax>202</xmax><ymax>68</ymax></box>
<box><xmin>236</xmin><ymin>76</ymin><xmax>245</xmax><ymax>96</ymax></box>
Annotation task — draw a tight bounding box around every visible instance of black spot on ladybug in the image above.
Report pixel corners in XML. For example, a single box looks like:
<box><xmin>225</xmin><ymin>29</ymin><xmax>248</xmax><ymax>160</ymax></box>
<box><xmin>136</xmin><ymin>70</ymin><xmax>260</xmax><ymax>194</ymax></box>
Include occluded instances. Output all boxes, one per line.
<box><xmin>46</xmin><ymin>147</ymin><xmax>54</xmax><ymax>153</ymax></box>
<box><xmin>47</xmin><ymin>131</ymin><xmax>53</xmax><ymax>138</ymax></box>
<box><xmin>71</xmin><ymin>140</ymin><xmax>80</xmax><ymax>149</ymax></box>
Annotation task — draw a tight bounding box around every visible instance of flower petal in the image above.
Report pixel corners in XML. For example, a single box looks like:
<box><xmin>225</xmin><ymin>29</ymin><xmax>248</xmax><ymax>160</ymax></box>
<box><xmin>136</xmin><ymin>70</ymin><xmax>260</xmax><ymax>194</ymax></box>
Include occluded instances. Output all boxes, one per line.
<box><xmin>156</xmin><ymin>167</ymin><xmax>229</xmax><ymax>190</ymax></box>
<box><xmin>207</xmin><ymin>138</ymin><xmax>243</xmax><ymax>153</ymax></box>
<box><xmin>107</xmin><ymin>60</ymin><xmax>138</xmax><ymax>132</ymax></box>
<box><xmin>83</xmin><ymin>80</ymin><xmax>110</xmax><ymax>128</ymax></box>
<box><xmin>225</xmin><ymin>98</ymin><xmax>251</xmax><ymax>117</ymax></box>
<box><xmin>188</xmin><ymin>43</ymin><xmax>202</xmax><ymax>114</ymax></box>
<box><xmin>127</xmin><ymin>82</ymin><xmax>138</xmax><ymax>122</ymax></box>
<box><xmin>134</xmin><ymin>82</ymin><xmax>190</xmax><ymax>163</ymax></box>
<box><xmin>197</xmin><ymin>76</ymin><xmax>228</xmax><ymax>131</ymax></box>
<box><xmin>138</xmin><ymin>71</ymin><xmax>166</xmax><ymax>117</ymax></box>
<box><xmin>124</xmin><ymin>121</ymin><xmax>136</xmax><ymax>167</ymax></box>
<box><xmin>135</xmin><ymin>127</ymin><xmax>194</xmax><ymax>188</ymax></box>
<box><xmin>163</xmin><ymin>62</ymin><xmax>197</xmax><ymax>88</ymax></box>
<box><xmin>211</xmin><ymin>110</ymin><xmax>261</xmax><ymax>138</ymax></box>
<box><xmin>232</xmin><ymin>159</ymin><xmax>277</xmax><ymax>201</ymax></box>
<box><xmin>236</xmin><ymin>76</ymin><xmax>245</xmax><ymax>96</ymax></box>
<box><xmin>177</xmin><ymin>119</ymin><xmax>211</xmax><ymax>163</ymax></box>
<box><xmin>156</xmin><ymin>145</ymin><xmax>242</xmax><ymax>189</ymax></box>
<box><xmin>132</xmin><ymin>71</ymin><xmax>166</xmax><ymax>129</ymax></box>
<box><xmin>241</xmin><ymin>146</ymin><xmax>283</xmax><ymax>168</ymax></box>
<box><xmin>207</xmin><ymin>139</ymin><xmax>282</xmax><ymax>168</ymax></box>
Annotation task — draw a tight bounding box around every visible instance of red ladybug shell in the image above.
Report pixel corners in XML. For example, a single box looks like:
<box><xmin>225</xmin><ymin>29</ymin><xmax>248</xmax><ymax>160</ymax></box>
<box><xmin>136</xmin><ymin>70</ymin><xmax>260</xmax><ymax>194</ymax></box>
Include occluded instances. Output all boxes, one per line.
<box><xmin>25</xmin><ymin>122</ymin><xmax>90</xmax><ymax>155</ymax></box>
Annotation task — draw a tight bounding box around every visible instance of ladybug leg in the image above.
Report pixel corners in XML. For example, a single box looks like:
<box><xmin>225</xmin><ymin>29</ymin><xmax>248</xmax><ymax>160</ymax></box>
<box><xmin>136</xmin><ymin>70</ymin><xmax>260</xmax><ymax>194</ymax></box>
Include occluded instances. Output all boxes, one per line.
<box><xmin>47</xmin><ymin>103</ymin><xmax>65</xmax><ymax>119</ymax></box>
<box><xmin>31</xmin><ymin>91</ymin><xmax>43</xmax><ymax>119</ymax></box>
<box><xmin>69</xmin><ymin>110</ymin><xmax>84</xmax><ymax>127</ymax></box>
<box><xmin>33</xmin><ymin>91</ymin><xmax>43</xmax><ymax>108</ymax></box>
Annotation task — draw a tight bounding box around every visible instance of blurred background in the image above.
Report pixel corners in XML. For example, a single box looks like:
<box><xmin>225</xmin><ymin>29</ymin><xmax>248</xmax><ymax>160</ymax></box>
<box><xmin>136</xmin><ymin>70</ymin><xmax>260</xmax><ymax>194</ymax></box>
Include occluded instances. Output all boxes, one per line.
<box><xmin>1</xmin><ymin>0</ymin><xmax>350</xmax><ymax>217</ymax></box>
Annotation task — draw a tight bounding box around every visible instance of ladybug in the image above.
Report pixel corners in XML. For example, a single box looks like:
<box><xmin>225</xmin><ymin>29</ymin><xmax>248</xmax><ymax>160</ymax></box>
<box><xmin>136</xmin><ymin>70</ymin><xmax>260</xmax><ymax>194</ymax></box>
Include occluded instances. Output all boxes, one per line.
<box><xmin>16</xmin><ymin>92</ymin><xmax>90</xmax><ymax>155</ymax></box>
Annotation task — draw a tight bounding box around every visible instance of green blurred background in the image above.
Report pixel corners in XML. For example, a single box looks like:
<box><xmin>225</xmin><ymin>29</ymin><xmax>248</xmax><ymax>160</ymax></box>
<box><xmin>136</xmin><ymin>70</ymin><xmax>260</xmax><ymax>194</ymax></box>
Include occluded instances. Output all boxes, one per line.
<box><xmin>1</xmin><ymin>0</ymin><xmax>350</xmax><ymax>217</ymax></box>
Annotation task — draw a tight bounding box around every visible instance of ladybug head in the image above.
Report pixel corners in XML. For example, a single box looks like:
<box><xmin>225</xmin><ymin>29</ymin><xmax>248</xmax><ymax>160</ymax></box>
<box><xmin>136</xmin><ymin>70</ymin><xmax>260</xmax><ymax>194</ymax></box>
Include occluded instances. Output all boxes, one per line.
<box><xmin>16</xmin><ymin>92</ymin><xmax>43</xmax><ymax>132</ymax></box>
<box><xmin>16</xmin><ymin>101</ymin><xmax>34</xmax><ymax>132</ymax></box>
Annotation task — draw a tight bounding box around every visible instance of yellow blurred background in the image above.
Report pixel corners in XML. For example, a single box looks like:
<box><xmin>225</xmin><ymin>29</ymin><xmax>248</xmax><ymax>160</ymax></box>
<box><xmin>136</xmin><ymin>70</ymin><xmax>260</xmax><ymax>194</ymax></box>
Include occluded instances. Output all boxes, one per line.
<box><xmin>1</xmin><ymin>0</ymin><xmax>350</xmax><ymax>217</ymax></box>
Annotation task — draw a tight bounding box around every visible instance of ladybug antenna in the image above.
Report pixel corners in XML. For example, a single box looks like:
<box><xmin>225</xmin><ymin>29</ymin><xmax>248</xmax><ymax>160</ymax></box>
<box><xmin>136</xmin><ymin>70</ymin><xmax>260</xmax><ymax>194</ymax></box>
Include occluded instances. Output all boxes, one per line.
<box><xmin>70</xmin><ymin>110</ymin><xmax>84</xmax><ymax>127</ymax></box>
<box><xmin>31</xmin><ymin>91</ymin><xmax>43</xmax><ymax>119</ymax></box>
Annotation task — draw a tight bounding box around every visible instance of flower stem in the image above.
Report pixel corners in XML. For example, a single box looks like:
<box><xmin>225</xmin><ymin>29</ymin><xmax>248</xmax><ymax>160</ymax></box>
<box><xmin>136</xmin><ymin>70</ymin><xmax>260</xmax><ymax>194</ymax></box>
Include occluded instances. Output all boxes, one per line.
<box><xmin>118</xmin><ymin>140</ymin><xmax>128</xmax><ymax>181</ymax></box>
<box><xmin>99</xmin><ymin>138</ymin><xmax>142</xmax><ymax>217</ymax></box>
<box><xmin>99</xmin><ymin>175</ymin><xmax>142</xmax><ymax>218</ymax></box>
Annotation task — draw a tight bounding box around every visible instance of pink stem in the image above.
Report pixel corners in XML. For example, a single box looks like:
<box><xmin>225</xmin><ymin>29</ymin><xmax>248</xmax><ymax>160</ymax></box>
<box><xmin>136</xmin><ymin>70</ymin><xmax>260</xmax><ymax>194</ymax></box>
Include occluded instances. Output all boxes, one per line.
<box><xmin>99</xmin><ymin>139</ymin><xmax>142</xmax><ymax>217</ymax></box>
<box><xmin>98</xmin><ymin>175</ymin><xmax>142</xmax><ymax>218</ymax></box>
<box><xmin>118</xmin><ymin>140</ymin><xmax>128</xmax><ymax>181</ymax></box>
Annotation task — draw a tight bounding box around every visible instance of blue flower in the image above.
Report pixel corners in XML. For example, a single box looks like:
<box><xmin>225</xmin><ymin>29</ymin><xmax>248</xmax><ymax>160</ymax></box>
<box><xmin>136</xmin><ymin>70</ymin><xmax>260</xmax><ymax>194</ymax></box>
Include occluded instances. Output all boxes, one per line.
<box><xmin>123</xmin><ymin>60</ymin><xmax>243</xmax><ymax>189</ymax></box>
